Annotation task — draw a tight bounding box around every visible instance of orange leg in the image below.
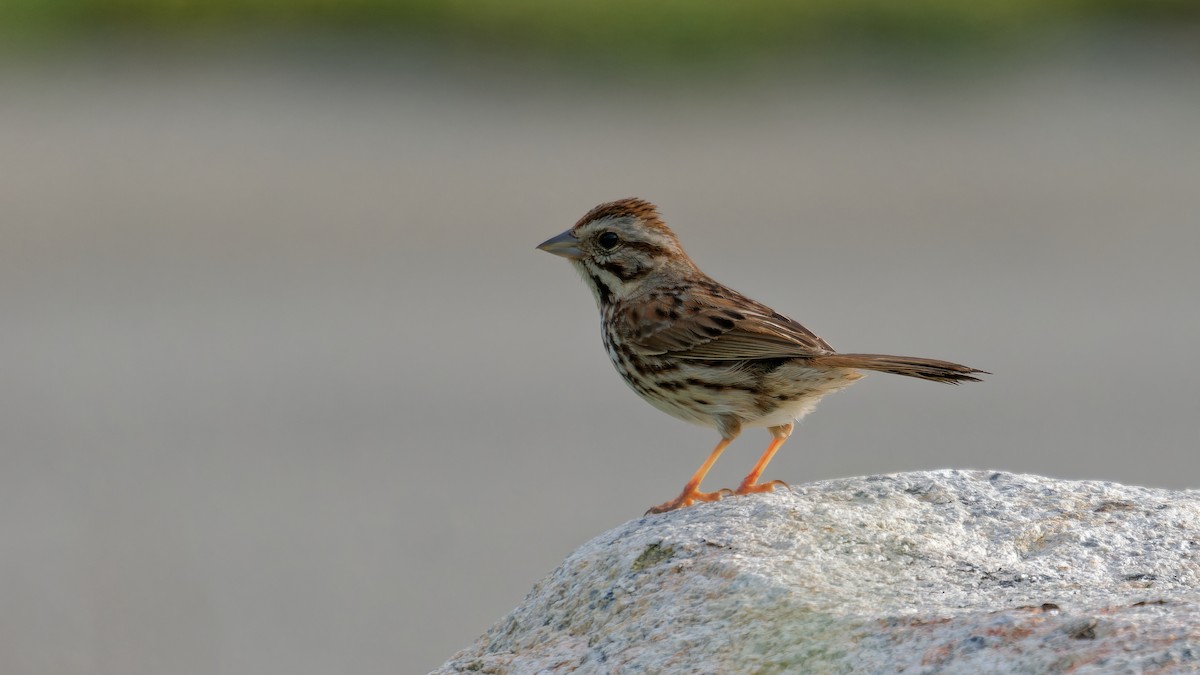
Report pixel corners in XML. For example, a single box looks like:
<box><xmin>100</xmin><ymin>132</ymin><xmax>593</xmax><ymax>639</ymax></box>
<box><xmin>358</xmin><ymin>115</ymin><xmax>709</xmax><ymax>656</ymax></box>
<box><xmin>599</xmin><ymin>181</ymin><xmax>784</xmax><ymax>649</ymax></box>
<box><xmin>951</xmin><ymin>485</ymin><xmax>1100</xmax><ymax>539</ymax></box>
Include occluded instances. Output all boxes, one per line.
<box><xmin>735</xmin><ymin>423</ymin><xmax>794</xmax><ymax>495</ymax></box>
<box><xmin>645</xmin><ymin>437</ymin><xmax>734</xmax><ymax>515</ymax></box>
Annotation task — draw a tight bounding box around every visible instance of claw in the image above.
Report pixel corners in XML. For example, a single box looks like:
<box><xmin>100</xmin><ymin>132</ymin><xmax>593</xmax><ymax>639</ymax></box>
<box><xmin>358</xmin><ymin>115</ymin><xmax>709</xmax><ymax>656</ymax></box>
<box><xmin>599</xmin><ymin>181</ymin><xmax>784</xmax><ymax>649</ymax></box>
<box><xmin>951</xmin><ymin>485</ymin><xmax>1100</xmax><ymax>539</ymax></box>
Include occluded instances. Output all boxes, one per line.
<box><xmin>645</xmin><ymin>488</ymin><xmax>728</xmax><ymax>515</ymax></box>
<box><xmin>734</xmin><ymin>479</ymin><xmax>788</xmax><ymax>495</ymax></box>
<box><xmin>645</xmin><ymin>437</ymin><xmax>735</xmax><ymax>515</ymax></box>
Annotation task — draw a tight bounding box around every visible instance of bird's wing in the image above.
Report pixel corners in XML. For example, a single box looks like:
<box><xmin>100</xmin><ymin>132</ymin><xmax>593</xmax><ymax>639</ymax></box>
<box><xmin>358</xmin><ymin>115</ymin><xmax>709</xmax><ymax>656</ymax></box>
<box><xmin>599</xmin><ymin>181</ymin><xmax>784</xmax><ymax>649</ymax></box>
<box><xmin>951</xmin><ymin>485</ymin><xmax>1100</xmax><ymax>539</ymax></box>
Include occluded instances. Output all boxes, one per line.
<box><xmin>615</xmin><ymin>285</ymin><xmax>835</xmax><ymax>360</ymax></box>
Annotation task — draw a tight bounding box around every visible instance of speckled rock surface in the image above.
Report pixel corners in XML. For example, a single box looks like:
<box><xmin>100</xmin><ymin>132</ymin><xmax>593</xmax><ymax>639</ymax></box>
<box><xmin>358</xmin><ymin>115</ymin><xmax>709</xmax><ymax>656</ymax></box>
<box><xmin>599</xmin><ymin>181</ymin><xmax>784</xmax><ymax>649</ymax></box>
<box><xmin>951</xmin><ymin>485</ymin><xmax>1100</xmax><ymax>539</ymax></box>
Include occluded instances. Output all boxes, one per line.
<box><xmin>433</xmin><ymin>471</ymin><xmax>1200</xmax><ymax>674</ymax></box>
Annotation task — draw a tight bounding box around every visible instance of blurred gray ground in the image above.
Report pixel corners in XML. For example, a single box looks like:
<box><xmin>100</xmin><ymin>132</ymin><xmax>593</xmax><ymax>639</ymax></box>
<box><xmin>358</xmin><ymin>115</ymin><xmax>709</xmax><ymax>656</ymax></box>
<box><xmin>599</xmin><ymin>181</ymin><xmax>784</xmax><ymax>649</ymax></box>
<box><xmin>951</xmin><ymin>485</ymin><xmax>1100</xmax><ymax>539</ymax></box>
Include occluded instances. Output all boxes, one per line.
<box><xmin>1</xmin><ymin>41</ymin><xmax>1199</xmax><ymax>674</ymax></box>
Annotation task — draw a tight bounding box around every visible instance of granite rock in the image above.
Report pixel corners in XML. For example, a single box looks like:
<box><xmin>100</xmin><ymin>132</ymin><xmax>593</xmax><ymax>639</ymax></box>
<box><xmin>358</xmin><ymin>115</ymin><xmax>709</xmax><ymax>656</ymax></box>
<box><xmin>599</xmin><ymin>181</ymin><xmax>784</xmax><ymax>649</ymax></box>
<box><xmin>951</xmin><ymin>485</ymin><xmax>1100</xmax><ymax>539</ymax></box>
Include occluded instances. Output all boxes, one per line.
<box><xmin>434</xmin><ymin>471</ymin><xmax>1200</xmax><ymax>673</ymax></box>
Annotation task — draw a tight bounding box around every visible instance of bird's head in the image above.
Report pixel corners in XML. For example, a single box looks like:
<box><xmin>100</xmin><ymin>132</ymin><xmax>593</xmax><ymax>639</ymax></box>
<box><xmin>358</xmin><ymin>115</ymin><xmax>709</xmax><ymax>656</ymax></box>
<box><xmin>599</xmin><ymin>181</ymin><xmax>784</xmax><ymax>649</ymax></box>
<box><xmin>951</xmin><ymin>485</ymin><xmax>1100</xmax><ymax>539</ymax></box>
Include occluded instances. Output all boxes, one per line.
<box><xmin>537</xmin><ymin>198</ymin><xmax>696</xmax><ymax>307</ymax></box>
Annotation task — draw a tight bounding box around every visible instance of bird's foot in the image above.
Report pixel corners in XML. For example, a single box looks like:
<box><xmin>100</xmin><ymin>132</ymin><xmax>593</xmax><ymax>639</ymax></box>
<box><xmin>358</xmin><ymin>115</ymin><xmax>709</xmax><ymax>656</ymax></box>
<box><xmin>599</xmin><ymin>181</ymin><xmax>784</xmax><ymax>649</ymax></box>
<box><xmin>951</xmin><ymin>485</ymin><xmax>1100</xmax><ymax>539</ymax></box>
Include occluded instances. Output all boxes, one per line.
<box><xmin>645</xmin><ymin>487</ymin><xmax>733</xmax><ymax>515</ymax></box>
<box><xmin>734</xmin><ymin>479</ymin><xmax>788</xmax><ymax>495</ymax></box>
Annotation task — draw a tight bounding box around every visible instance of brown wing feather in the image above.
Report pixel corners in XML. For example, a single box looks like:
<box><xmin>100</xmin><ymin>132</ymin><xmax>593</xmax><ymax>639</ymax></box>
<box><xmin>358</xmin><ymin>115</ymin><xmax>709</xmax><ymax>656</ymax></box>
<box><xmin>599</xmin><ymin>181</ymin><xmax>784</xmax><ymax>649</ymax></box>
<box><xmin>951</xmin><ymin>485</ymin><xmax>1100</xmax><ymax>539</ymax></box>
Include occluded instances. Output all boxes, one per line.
<box><xmin>616</xmin><ymin>282</ymin><xmax>835</xmax><ymax>360</ymax></box>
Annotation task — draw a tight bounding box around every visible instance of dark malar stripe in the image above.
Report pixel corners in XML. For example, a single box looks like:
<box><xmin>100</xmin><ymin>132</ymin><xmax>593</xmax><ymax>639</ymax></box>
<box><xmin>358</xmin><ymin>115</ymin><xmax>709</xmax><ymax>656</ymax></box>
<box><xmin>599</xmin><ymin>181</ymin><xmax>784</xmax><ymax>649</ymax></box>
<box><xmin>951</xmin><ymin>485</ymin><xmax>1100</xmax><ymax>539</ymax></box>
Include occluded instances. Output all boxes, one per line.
<box><xmin>588</xmin><ymin>273</ymin><xmax>613</xmax><ymax>304</ymax></box>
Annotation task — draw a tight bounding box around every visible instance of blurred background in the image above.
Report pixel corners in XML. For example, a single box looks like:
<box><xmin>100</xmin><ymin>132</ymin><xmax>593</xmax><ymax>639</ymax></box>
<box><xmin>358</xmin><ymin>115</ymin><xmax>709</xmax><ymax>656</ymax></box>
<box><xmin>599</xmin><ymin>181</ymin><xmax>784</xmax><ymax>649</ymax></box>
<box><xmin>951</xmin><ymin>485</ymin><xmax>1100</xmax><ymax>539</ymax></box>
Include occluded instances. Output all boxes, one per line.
<box><xmin>2</xmin><ymin>2</ymin><xmax>1199</xmax><ymax>673</ymax></box>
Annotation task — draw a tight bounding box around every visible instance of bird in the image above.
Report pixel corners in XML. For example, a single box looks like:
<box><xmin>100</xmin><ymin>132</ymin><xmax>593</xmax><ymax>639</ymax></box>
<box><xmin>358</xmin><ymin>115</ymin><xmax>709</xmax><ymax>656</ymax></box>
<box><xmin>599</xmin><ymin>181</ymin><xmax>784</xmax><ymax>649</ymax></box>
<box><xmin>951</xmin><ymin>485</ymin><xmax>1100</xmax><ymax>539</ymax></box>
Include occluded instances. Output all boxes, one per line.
<box><xmin>537</xmin><ymin>198</ymin><xmax>985</xmax><ymax>514</ymax></box>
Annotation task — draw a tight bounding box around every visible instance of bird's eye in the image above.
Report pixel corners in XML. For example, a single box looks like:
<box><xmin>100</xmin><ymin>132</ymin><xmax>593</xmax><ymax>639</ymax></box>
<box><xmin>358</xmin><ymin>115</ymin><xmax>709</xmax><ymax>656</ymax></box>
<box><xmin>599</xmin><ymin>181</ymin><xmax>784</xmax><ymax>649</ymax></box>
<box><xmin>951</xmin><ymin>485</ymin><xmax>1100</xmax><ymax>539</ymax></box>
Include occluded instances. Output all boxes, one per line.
<box><xmin>597</xmin><ymin>232</ymin><xmax>620</xmax><ymax>250</ymax></box>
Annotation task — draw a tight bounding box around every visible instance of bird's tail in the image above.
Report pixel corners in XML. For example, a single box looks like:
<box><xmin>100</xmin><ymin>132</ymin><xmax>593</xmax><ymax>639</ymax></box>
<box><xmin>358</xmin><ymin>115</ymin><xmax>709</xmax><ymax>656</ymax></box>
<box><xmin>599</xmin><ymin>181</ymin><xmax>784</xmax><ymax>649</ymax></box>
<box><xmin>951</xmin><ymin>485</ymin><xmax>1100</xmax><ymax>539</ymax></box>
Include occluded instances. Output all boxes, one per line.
<box><xmin>810</xmin><ymin>353</ymin><xmax>986</xmax><ymax>384</ymax></box>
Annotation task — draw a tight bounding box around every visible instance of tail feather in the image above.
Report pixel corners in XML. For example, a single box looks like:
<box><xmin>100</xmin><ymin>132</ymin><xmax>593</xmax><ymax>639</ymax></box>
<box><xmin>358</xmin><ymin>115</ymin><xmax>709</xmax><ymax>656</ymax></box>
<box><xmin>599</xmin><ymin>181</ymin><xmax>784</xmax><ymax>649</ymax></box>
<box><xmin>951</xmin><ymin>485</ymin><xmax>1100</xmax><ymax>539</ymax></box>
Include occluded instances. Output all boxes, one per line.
<box><xmin>811</xmin><ymin>353</ymin><xmax>987</xmax><ymax>384</ymax></box>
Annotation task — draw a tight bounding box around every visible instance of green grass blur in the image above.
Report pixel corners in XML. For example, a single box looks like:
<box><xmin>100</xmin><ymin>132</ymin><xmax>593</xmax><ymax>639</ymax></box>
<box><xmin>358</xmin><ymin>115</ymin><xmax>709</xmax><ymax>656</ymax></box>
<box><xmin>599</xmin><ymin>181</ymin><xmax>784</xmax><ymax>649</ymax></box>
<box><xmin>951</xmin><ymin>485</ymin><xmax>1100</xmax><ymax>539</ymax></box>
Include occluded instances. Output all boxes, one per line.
<box><xmin>3</xmin><ymin>0</ymin><xmax>1198</xmax><ymax>67</ymax></box>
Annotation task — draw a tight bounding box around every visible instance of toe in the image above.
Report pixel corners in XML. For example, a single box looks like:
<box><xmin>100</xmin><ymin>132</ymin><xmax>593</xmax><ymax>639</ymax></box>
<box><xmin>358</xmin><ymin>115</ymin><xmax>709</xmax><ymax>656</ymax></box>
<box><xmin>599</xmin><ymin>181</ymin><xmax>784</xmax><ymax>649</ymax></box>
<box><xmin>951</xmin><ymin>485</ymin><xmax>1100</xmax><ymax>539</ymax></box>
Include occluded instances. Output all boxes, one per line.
<box><xmin>734</xmin><ymin>479</ymin><xmax>787</xmax><ymax>495</ymax></box>
<box><xmin>645</xmin><ymin>488</ymin><xmax>728</xmax><ymax>514</ymax></box>
<box><xmin>690</xmin><ymin>489</ymin><xmax>728</xmax><ymax>503</ymax></box>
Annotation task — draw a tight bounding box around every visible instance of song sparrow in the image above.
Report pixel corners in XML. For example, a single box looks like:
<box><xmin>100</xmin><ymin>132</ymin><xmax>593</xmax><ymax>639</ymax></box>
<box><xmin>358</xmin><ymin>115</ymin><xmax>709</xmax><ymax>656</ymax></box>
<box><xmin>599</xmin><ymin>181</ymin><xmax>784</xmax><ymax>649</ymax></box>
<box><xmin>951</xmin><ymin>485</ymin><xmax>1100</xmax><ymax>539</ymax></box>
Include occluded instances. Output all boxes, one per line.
<box><xmin>538</xmin><ymin>198</ymin><xmax>985</xmax><ymax>514</ymax></box>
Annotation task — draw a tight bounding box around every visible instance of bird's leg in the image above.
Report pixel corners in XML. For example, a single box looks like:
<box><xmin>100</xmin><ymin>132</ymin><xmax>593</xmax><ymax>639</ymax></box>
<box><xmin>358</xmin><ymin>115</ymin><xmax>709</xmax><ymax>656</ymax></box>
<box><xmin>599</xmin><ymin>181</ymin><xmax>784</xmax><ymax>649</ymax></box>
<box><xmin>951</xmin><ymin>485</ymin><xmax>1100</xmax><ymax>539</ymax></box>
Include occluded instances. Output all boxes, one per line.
<box><xmin>645</xmin><ymin>437</ymin><xmax>734</xmax><ymax>515</ymax></box>
<box><xmin>735</xmin><ymin>423</ymin><xmax>794</xmax><ymax>495</ymax></box>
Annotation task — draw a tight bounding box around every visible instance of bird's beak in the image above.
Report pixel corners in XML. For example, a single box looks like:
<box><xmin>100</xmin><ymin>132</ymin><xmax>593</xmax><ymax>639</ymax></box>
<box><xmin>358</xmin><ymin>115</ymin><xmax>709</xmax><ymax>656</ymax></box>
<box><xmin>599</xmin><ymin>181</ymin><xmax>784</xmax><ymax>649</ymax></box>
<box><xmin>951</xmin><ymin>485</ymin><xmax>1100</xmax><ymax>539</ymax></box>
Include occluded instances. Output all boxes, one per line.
<box><xmin>536</xmin><ymin>230</ymin><xmax>584</xmax><ymax>260</ymax></box>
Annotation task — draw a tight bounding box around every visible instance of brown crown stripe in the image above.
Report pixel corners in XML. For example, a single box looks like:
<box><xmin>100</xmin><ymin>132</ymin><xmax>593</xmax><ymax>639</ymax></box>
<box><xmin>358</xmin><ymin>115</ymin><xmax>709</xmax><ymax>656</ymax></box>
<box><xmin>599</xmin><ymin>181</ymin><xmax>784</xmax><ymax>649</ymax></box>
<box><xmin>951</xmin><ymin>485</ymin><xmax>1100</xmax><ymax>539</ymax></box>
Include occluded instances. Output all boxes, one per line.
<box><xmin>574</xmin><ymin>197</ymin><xmax>668</xmax><ymax>231</ymax></box>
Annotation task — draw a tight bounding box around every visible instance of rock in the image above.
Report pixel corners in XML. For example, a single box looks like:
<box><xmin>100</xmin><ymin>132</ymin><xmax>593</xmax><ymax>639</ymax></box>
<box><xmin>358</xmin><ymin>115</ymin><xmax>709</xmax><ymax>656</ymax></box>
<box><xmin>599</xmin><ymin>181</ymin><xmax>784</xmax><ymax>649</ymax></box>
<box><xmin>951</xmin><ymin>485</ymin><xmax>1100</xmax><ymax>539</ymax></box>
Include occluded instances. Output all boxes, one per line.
<box><xmin>433</xmin><ymin>471</ymin><xmax>1200</xmax><ymax>673</ymax></box>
